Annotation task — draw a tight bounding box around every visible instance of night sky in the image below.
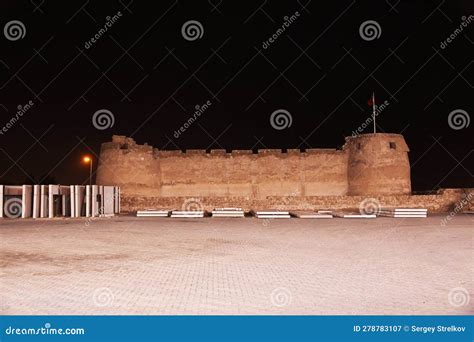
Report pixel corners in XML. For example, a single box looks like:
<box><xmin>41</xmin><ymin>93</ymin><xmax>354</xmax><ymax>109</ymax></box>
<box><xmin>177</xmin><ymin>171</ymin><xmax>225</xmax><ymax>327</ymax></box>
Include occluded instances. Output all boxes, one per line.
<box><xmin>0</xmin><ymin>0</ymin><xmax>472</xmax><ymax>190</ymax></box>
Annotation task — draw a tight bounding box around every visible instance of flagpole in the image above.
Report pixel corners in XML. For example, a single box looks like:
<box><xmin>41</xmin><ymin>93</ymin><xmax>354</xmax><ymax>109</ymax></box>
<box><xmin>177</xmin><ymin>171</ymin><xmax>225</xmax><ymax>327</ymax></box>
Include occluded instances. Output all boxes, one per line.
<box><xmin>372</xmin><ymin>92</ymin><xmax>376</xmax><ymax>134</ymax></box>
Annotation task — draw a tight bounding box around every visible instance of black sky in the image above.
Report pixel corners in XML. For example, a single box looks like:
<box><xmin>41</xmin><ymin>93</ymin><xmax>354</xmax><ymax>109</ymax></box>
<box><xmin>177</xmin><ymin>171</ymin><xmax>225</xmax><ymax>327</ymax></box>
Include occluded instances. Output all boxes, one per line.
<box><xmin>0</xmin><ymin>0</ymin><xmax>472</xmax><ymax>190</ymax></box>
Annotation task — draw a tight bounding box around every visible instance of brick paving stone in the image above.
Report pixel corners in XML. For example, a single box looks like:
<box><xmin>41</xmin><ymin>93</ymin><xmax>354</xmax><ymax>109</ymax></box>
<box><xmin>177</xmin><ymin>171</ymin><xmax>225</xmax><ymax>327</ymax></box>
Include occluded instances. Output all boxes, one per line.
<box><xmin>0</xmin><ymin>216</ymin><xmax>472</xmax><ymax>315</ymax></box>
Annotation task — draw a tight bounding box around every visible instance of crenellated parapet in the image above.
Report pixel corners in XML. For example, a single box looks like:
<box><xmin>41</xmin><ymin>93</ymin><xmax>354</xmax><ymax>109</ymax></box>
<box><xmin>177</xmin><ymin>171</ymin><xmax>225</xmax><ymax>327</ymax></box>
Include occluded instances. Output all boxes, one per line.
<box><xmin>96</xmin><ymin>133</ymin><xmax>411</xmax><ymax>197</ymax></box>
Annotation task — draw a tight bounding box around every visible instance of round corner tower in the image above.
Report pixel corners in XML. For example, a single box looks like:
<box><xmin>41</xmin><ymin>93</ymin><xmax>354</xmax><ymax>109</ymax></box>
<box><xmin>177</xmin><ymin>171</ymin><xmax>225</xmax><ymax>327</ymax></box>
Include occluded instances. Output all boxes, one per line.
<box><xmin>345</xmin><ymin>133</ymin><xmax>411</xmax><ymax>196</ymax></box>
<box><xmin>96</xmin><ymin>135</ymin><xmax>161</xmax><ymax>194</ymax></box>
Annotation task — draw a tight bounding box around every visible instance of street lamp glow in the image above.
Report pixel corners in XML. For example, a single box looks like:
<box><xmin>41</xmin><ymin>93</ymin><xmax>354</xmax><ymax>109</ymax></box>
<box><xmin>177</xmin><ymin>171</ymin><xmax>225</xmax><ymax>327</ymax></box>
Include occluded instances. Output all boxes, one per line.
<box><xmin>83</xmin><ymin>156</ymin><xmax>93</xmax><ymax>186</ymax></box>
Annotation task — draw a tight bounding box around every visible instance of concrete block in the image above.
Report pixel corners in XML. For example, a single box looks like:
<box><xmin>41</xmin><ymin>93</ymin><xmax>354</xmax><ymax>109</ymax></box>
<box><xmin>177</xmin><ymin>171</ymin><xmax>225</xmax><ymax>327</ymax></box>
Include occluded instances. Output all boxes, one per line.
<box><xmin>22</xmin><ymin>185</ymin><xmax>33</xmax><ymax>218</ymax></box>
<box><xmin>69</xmin><ymin>185</ymin><xmax>75</xmax><ymax>218</ymax></box>
<box><xmin>33</xmin><ymin>185</ymin><xmax>40</xmax><ymax>218</ymax></box>
<box><xmin>0</xmin><ymin>185</ymin><xmax>3</xmax><ymax>218</ymax></box>
<box><xmin>103</xmin><ymin>186</ymin><xmax>114</xmax><ymax>215</ymax></box>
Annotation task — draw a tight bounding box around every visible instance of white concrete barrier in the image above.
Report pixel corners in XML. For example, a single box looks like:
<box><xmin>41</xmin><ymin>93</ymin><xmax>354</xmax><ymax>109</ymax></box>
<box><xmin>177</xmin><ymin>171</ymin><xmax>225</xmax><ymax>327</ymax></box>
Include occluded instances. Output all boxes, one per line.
<box><xmin>40</xmin><ymin>185</ymin><xmax>48</xmax><ymax>218</ymax></box>
<box><xmin>49</xmin><ymin>185</ymin><xmax>60</xmax><ymax>218</ymax></box>
<box><xmin>85</xmin><ymin>186</ymin><xmax>91</xmax><ymax>217</ymax></box>
<box><xmin>91</xmin><ymin>185</ymin><xmax>99</xmax><ymax>217</ymax></box>
<box><xmin>0</xmin><ymin>185</ymin><xmax>3</xmax><ymax>218</ymax></box>
<box><xmin>253</xmin><ymin>210</ymin><xmax>291</xmax><ymax>219</ymax></box>
<box><xmin>0</xmin><ymin>184</ymin><xmax>120</xmax><ymax>219</ymax></box>
<box><xmin>290</xmin><ymin>211</ymin><xmax>333</xmax><ymax>218</ymax></box>
<box><xmin>22</xmin><ymin>185</ymin><xmax>33</xmax><ymax>218</ymax></box>
<box><xmin>33</xmin><ymin>185</ymin><xmax>40</xmax><ymax>218</ymax></box>
<box><xmin>59</xmin><ymin>186</ymin><xmax>71</xmax><ymax>217</ymax></box>
<box><xmin>75</xmin><ymin>185</ymin><xmax>85</xmax><ymax>217</ymax></box>
<box><xmin>103</xmin><ymin>186</ymin><xmax>115</xmax><ymax>216</ymax></box>
<box><xmin>114</xmin><ymin>186</ymin><xmax>120</xmax><ymax>214</ymax></box>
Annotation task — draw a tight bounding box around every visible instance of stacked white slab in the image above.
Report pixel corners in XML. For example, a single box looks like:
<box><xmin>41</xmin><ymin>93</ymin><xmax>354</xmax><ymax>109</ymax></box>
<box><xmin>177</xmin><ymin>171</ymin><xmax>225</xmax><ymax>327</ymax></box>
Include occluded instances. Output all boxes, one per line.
<box><xmin>254</xmin><ymin>210</ymin><xmax>291</xmax><ymax>219</ymax></box>
<box><xmin>171</xmin><ymin>210</ymin><xmax>205</xmax><ymax>218</ymax></box>
<box><xmin>333</xmin><ymin>212</ymin><xmax>376</xmax><ymax>219</ymax></box>
<box><xmin>378</xmin><ymin>208</ymin><xmax>428</xmax><ymax>218</ymax></box>
<box><xmin>137</xmin><ymin>209</ymin><xmax>170</xmax><ymax>217</ymax></box>
<box><xmin>290</xmin><ymin>211</ymin><xmax>333</xmax><ymax>218</ymax></box>
<box><xmin>212</xmin><ymin>208</ymin><xmax>244</xmax><ymax>218</ymax></box>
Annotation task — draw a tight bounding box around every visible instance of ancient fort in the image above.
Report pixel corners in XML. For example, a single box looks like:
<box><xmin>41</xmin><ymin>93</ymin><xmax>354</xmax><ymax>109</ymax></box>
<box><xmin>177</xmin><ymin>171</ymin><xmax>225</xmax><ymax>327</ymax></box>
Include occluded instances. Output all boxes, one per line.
<box><xmin>96</xmin><ymin>134</ymin><xmax>472</xmax><ymax>213</ymax></box>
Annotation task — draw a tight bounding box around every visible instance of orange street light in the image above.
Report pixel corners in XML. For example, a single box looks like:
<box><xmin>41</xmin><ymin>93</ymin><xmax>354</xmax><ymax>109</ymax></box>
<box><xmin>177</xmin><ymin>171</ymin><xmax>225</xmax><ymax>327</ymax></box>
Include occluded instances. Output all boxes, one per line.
<box><xmin>83</xmin><ymin>156</ymin><xmax>93</xmax><ymax>186</ymax></box>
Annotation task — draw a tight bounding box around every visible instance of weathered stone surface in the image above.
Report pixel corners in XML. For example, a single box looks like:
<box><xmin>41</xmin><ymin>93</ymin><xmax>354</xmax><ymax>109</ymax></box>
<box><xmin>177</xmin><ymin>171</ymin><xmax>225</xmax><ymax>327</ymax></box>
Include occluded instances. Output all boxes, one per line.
<box><xmin>96</xmin><ymin>133</ymin><xmax>413</xmax><ymax>198</ymax></box>
<box><xmin>119</xmin><ymin>188</ymin><xmax>473</xmax><ymax>214</ymax></box>
<box><xmin>346</xmin><ymin>134</ymin><xmax>411</xmax><ymax>195</ymax></box>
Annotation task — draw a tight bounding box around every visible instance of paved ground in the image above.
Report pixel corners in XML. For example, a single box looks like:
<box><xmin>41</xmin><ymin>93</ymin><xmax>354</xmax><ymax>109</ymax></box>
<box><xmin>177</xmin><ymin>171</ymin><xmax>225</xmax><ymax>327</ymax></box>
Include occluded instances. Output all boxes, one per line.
<box><xmin>0</xmin><ymin>215</ymin><xmax>472</xmax><ymax>315</ymax></box>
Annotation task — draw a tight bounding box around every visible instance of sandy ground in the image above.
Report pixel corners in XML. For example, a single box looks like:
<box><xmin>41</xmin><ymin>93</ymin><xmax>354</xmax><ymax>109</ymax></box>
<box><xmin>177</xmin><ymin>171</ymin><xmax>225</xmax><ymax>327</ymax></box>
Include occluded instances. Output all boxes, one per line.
<box><xmin>0</xmin><ymin>215</ymin><xmax>472</xmax><ymax>315</ymax></box>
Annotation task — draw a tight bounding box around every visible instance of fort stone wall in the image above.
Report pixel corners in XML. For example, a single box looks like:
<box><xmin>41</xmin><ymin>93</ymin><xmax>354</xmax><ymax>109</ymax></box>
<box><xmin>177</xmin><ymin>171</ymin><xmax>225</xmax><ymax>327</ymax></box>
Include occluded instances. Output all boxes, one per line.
<box><xmin>96</xmin><ymin>133</ymin><xmax>412</xmax><ymax>199</ymax></box>
<box><xmin>120</xmin><ymin>188</ymin><xmax>474</xmax><ymax>214</ymax></box>
<box><xmin>96</xmin><ymin>136</ymin><xmax>161</xmax><ymax>195</ymax></box>
<box><xmin>346</xmin><ymin>134</ymin><xmax>411</xmax><ymax>195</ymax></box>
<box><xmin>157</xmin><ymin>149</ymin><xmax>348</xmax><ymax>198</ymax></box>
